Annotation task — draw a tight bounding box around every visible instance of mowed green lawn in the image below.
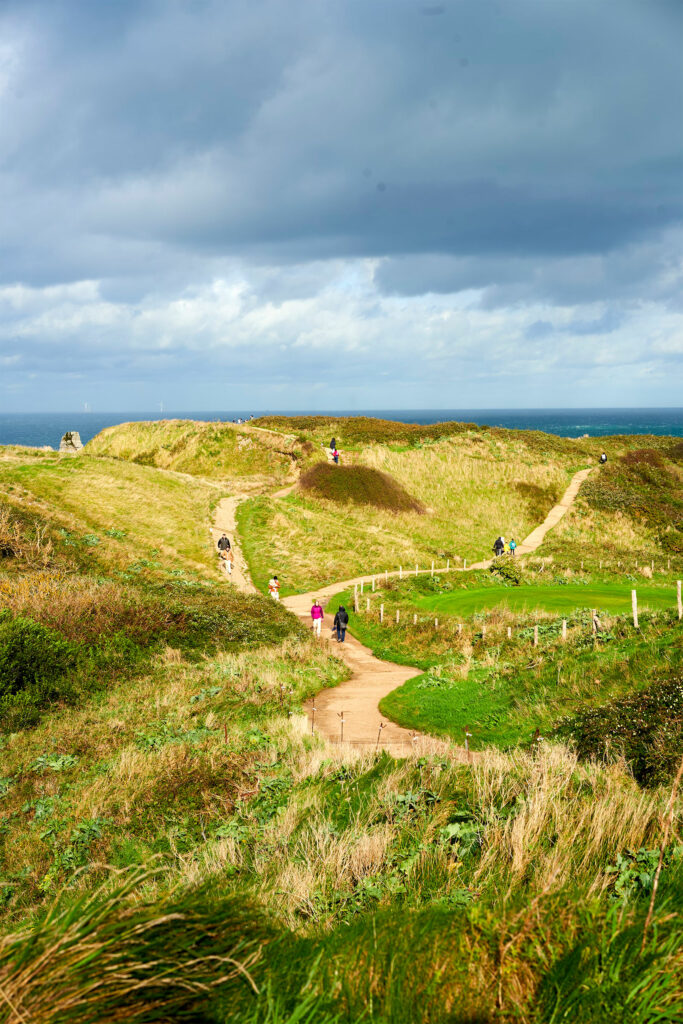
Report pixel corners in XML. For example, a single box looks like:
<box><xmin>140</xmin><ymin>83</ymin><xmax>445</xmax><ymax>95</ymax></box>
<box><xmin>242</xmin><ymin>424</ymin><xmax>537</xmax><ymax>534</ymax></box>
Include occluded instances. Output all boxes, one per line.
<box><xmin>413</xmin><ymin>582</ymin><xmax>679</xmax><ymax>617</ymax></box>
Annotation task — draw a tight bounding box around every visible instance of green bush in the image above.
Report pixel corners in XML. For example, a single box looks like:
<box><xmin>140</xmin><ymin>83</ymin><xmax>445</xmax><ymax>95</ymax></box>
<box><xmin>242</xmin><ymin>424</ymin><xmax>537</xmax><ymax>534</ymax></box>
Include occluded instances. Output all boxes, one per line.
<box><xmin>553</xmin><ymin>676</ymin><xmax>683</xmax><ymax>786</ymax></box>
<box><xmin>489</xmin><ymin>554</ymin><xmax>522</xmax><ymax>585</ymax></box>
<box><xmin>0</xmin><ymin>614</ymin><xmax>77</xmax><ymax>700</ymax></box>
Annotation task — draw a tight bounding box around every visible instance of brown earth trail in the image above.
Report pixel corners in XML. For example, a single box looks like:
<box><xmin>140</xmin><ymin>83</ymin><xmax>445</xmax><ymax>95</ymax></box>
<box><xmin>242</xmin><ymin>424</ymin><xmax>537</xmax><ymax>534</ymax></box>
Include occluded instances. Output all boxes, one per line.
<box><xmin>282</xmin><ymin>466</ymin><xmax>593</xmax><ymax>748</ymax></box>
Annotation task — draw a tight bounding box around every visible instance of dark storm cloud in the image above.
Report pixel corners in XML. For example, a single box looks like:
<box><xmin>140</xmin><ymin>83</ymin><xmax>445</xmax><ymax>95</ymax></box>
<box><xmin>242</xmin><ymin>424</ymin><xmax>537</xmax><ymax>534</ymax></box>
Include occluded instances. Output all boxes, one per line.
<box><xmin>0</xmin><ymin>0</ymin><xmax>681</xmax><ymax>410</ymax></box>
<box><xmin>1</xmin><ymin>0</ymin><xmax>681</xmax><ymax>286</ymax></box>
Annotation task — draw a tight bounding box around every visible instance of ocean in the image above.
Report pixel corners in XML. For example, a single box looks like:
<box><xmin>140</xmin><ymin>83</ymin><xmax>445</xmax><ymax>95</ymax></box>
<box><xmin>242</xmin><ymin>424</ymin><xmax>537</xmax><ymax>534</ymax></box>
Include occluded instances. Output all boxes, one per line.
<box><xmin>0</xmin><ymin>409</ymin><xmax>682</xmax><ymax>449</ymax></box>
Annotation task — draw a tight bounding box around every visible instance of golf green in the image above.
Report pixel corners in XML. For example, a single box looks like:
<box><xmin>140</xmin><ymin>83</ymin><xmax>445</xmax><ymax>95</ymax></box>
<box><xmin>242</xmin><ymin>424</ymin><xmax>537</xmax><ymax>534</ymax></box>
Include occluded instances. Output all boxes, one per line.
<box><xmin>413</xmin><ymin>583</ymin><xmax>679</xmax><ymax>618</ymax></box>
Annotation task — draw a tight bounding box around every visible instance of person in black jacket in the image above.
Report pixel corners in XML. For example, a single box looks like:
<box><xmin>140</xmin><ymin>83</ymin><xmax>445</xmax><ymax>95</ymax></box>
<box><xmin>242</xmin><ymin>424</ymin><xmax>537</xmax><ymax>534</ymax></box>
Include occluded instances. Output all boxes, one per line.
<box><xmin>600</xmin><ymin>452</ymin><xmax>607</xmax><ymax>465</ymax></box>
<box><xmin>217</xmin><ymin>533</ymin><xmax>231</xmax><ymax>552</ymax></box>
<box><xmin>493</xmin><ymin>536</ymin><xmax>504</xmax><ymax>557</ymax></box>
<box><xmin>330</xmin><ymin>437</ymin><xmax>336</xmax><ymax>451</ymax></box>
<box><xmin>333</xmin><ymin>605</ymin><xmax>349</xmax><ymax>643</ymax></box>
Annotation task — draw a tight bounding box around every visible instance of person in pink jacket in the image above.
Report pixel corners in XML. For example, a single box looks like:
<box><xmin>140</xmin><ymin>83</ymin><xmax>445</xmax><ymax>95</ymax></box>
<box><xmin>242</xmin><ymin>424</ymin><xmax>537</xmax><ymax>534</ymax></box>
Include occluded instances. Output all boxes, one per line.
<box><xmin>311</xmin><ymin>599</ymin><xmax>324</xmax><ymax>637</ymax></box>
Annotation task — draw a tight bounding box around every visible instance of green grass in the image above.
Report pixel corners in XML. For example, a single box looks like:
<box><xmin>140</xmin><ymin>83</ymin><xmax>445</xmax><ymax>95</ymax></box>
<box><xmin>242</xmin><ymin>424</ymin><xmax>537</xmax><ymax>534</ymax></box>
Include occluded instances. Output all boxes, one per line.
<box><xmin>411</xmin><ymin>581</ymin><xmax>680</xmax><ymax>617</ymax></box>
<box><xmin>379</xmin><ymin>621</ymin><xmax>683</xmax><ymax>749</ymax></box>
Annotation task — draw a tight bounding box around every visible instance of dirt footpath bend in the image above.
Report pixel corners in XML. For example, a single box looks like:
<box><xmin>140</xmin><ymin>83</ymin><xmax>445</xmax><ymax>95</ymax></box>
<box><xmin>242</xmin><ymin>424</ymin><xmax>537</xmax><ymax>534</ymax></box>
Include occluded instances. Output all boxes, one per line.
<box><xmin>282</xmin><ymin>465</ymin><xmax>593</xmax><ymax>748</ymax></box>
<box><xmin>283</xmin><ymin>591</ymin><xmax>427</xmax><ymax>753</ymax></box>
<box><xmin>211</xmin><ymin>496</ymin><xmax>257</xmax><ymax>594</ymax></box>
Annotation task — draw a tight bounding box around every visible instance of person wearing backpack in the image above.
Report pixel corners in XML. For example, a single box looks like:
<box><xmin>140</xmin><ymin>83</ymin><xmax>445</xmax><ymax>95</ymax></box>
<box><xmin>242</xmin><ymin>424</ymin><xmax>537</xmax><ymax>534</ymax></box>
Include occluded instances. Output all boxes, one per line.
<box><xmin>268</xmin><ymin>575</ymin><xmax>280</xmax><ymax>601</ymax></box>
<box><xmin>509</xmin><ymin>538</ymin><xmax>517</xmax><ymax>557</ymax></box>
<box><xmin>217</xmin><ymin>533</ymin><xmax>231</xmax><ymax>552</ymax></box>
<box><xmin>493</xmin><ymin>536</ymin><xmax>504</xmax><ymax>557</ymax></box>
<box><xmin>333</xmin><ymin>605</ymin><xmax>349</xmax><ymax>642</ymax></box>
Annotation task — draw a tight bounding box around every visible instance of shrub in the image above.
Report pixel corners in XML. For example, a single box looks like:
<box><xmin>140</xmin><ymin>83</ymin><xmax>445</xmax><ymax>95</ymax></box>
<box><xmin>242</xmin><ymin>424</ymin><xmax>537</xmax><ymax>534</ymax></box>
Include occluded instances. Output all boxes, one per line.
<box><xmin>554</xmin><ymin>676</ymin><xmax>683</xmax><ymax>786</ymax></box>
<box><xmin>0</xmin><ymin>614</ymin><xmax>77</xmax><ymax>699</ymax></box>
<box><xmin>489</xmin><ymin>554</ymin><xmax>522</xmax><ymax>585</ymax></box>
<box><xmin>299</xmin><ymin>463</ymin><xmax>425</xmax><ymax>513</ymax></box>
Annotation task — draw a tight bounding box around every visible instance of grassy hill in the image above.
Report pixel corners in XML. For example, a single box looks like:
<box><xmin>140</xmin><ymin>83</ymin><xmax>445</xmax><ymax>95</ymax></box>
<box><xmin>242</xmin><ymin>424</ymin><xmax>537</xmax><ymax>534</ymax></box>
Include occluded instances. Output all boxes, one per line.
<box><xmin>85</xmin><ymin>418</ymin><xmax>301</xmax><ymax>490</ymax></box>
<box><xmin>239</xmin><ymin>426</ymin><xmax>585</xmax><ymax>593</ymax></box>
<box><xmin>0</xmin><ymin>422</ymin><xmax>681</xmax><ymax>1023</ymax></box>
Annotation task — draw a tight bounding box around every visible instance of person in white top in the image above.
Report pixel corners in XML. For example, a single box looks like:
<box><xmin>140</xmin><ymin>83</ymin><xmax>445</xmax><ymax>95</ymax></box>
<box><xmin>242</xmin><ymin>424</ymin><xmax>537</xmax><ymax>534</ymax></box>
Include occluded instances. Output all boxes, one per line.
<box><xmin>268</xmin><ymin>575</ymin><xmax>280</xmax><ymax>601</ymax></box>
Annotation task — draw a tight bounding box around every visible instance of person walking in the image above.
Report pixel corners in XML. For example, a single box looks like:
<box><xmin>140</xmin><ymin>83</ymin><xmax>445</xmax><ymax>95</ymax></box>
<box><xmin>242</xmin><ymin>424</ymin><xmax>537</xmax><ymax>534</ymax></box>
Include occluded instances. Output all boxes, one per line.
<box><xmin>509</xmin><ymin>537</ymin><xmax>517</xmax><ymax>557</ymax></box>
<box><xmin>268</xmin><ymin>575</ymin><xmax>280</xmax><ymax>601</ymax></box>
<box><xmin>333</xmin><ymin>448</ymin><xmax>340</xmax><ymax>465</ymax></box>
<box><xmin>330</xmin><ymin>437</ymin><xmax>336</xmax><ymax>451</ymax></box>
<box><xmin>217</xmin><ymin>533</ymin><xmax>231</xmax><ymax>553</ymax></box>
<box><xmin>493</xmin><ymin>536</ymin><xmax>504</xmax><ymax>557</ymax></box>
<box><xmin>222</xmin><ymin>547</ymin><xmax>235</xmax><ymax>575</ymax></box>
<box><xmin>600</xmin><ymin>452</ymin><xmax>607</xmax><ymax>465</ymax></box>
<box><xmin>310</xmin><ymin>599</ymin><xmax>324</xmax><ymax>637</ymax></box>
<box><xmin>333</xmin><ymin>605</ymin><xmax>349</xmax><ymax>642</ymax></box>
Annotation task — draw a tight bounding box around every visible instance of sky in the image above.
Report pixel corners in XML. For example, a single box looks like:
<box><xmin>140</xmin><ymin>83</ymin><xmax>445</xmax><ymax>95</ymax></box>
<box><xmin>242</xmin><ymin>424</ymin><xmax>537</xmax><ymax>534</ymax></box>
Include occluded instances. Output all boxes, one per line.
<box><xmin>1</xmin><ymin>0</ymin><xmax>682</xmax><ymax>412</ymax></box>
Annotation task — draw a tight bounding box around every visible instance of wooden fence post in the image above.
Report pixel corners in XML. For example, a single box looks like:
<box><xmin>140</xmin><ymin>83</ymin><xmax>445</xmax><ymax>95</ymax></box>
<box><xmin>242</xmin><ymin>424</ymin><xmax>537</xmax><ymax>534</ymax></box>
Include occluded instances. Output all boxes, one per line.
<box><xmin>399</xmin><ymin>565</ymin><xmax>403</xmax><ymax>580</ymax></box>
<box><xmin>366</xmin><ymin>598</ymin><xmax>370</xmax><ymax>611</ymax></box>
<box><xmin>396</xmin><ymin>609</ymin><xmax>400</xmax><ymax>624</ymax></box>
<box><xmin>507</xmin><ymin>626</ymin><xmax>512</xmax><ymax>639</ymax></box>
<box><xmin>380</xmin><ymin>604</ymin><xmax>384</xmax><ymax>623</ymax></box>
<box><xmin>677</xmin><ymin>580</ymin><xmax>682</xmax><ymax>621</ymax></box>
<box><xmin>464</xmin><ymin>558</ymin><xmax>467</xmax><ymax>569</ymax></box>
<box><xmin>561</xmin><ymin>619</ymin><xmax>567</xmax><ymax>641</ymax></box>
<box><xmin>431</xmin><ymin>561</ymin><xmax>434</xmax><ymax>576</ymax></box>
<box><xmin>458</xmin><ymin>623</ymin><xmax>463</xmax><ymax>635</ymax></box>
<box><xmin>533</xmin><ymin>624</ymin><xmax>539</xmax><ymax>647</ymax></box>
<box><xmin>435</xmin><ymin>618</ymin><xmax>439</xmax><ymax>629</ymax></box>
<box><xmin>415</xmin><ymin>563</ymin><xmax>418</xmax><ymax>577</ymax></box>
<box><xmin>413</xmin><ymin>613</ymin><xmax>417</xmax><ymax>625</ymax></box>
<box><xmin>632</xmin><ymin>589</ymin><xmax>639</xmax><ymax>628</ymax></box>
<box><xmin>591</xmin><ymin>609</ymin><xmax>597</xmax><ymax>636</ymax></box>
<box><xmin>447</xmin><ymin>558</ymin><xmax>450</xmax><ymax>570</ymax></box>
<box><xmin>360</xmin><ymin>580</ymin><xmax>364</xmax><ymax>594</ymax></box>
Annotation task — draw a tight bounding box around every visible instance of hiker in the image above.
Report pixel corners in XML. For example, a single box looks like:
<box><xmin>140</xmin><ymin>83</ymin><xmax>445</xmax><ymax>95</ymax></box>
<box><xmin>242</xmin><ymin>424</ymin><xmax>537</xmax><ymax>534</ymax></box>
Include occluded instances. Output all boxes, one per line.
<box><xmin>333</xmin><ymin>448</ymin><xmax>340</xmax><ymax>465</ymax></box>
<box><xmin>217</xmin><ymin>533</ymin><xmax>231</xmax><ymax>553</ymax></box>
<box><xmin>330</xmin><ymin>437</ymin><xmax>336</xmax><ymax>451</ymax></box>
<box><xmin>600</xmin><ymin>452</ymin><xmax>607</xmax><ymax>465</ymax></box>
<box><xmin>268</xmin><ymin>575</ymin><xmax>280</xmax><ymax>601</ymax></box>
<box><xmin>493</xmin><ymin>536</ymin><xmax>504</xmax><ymax>557</ymax></box>
<box><xmin>509</xmin><ymin>538</ymin><xmax>517</xmax><ymax>557</ymax></box>
<box><xmin>220</xmin><ymin>547</ymin><xmax>235</xmax><ymax>575</ymax></box>
<box><xmin>333</xmin><ymin>605</ymin><xmax>349</xmax><ymax>643</ymax></box>
<box><xmin>310</xmin><ymin>599</ymin><xmax>324</xmax><ymax>637</ymax></box>
<box><xmin>504</xmin><ymin>539</ymin><xmax>510</xmax><ymax>554</ymax></box>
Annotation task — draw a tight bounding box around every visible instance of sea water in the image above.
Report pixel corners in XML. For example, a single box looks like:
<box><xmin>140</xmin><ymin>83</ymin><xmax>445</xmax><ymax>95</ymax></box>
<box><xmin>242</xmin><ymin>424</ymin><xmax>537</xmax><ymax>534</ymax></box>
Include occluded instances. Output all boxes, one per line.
<box><xmin>0</xmin><ymin>408</ymin><xmax>682</xmax><ymax>449</ymax></box>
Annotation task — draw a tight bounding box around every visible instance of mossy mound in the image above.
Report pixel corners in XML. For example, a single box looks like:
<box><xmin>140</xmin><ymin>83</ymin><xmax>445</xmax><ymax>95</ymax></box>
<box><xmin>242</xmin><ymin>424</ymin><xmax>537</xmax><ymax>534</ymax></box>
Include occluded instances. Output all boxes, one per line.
<box><xmin>299</xmin><ymin>463</ymin><xmax>425</xmax><ymax>513</ymax></box>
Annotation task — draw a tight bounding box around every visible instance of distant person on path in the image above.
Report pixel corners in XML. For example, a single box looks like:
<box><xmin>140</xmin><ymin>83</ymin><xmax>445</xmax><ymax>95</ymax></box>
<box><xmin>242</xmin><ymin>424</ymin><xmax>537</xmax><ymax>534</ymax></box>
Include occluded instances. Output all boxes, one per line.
<box><xmin>217</xmin><ymin>533</ymin><xmax>231</xmax><ymax>553</ymax></box>
<box><xmin>600</xmin><ymin>452</ymin><xmax>607</xmax><ymax>465</ymax></box>
<box><xmin>333</xmin><ymin>448</ymin><xmax>340</xmax><ymax>464</ymax></box>
<box><xmin>493</xmin><ymin>536</ymin><xmax>504</xmax><ymax>557</ymax></box>
<box><xmin>311</xmin><ymin>599</ymin><xmax>324</xmax><ymax>636</ymax></box>
<box><xmin>333</xmin><ymin>605</ymin><xmax>349</xmax><ymax>642</ymax></box>
<box><xmin>268</xmin><ymin>575</ymin><xmax>280</xmax><ymax>601</ymax></box>
<box><xmin>330</xmin><ymin>437</ymin><xmax>336</xmax><ymax>451</ymax></box>
<box><xmin>220</xmin><ymin>547</ymin><xmax>235</xmax><ymax>575</ymax></box>
<box><xmin>509</xmin><ymin>538</ymin><xmax>517</xmax><ymax>556</ymax></box>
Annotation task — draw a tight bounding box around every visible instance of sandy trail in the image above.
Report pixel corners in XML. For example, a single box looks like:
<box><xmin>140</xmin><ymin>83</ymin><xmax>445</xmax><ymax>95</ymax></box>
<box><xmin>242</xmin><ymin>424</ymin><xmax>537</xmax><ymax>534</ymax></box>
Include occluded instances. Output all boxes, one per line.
<box><xmin>210</xmin><ymin>496</ymin><xmax>258</xmax><ymax>593</ymax></box>
<box><xmin>282</xmin><ymin>466</ymin><xmax>593</xmax><ymax>748</ymax></box>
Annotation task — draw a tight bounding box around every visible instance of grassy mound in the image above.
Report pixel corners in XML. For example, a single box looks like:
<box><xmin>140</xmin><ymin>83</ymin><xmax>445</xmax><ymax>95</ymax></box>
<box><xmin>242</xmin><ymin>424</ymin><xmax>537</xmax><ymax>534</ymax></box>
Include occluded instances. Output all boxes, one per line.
<box><xmin>85</xmin><ymin>418</ymin><xmax>295</xmax><ymax>486</ymax></box>
<box><xmin>299</xmin><ymin>462</ymin><xmax>425</xmax><ymax>513</ymax></box>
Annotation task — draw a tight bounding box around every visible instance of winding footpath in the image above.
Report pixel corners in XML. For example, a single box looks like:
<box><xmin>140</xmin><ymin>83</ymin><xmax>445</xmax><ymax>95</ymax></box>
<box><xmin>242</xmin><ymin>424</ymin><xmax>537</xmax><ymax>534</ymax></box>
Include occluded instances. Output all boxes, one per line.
<box><xmin>216</xmin><ymin>466</ymin><xmax>593</xmax><ymax>751</ymax></box>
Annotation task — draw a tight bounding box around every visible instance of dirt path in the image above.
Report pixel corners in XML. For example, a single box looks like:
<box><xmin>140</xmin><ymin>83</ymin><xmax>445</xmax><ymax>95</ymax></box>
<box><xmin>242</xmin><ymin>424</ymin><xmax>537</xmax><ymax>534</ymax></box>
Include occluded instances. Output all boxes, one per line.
<box><xmin>210</xmin><ymin>496</ymin><xmax>258</xmax><ymax>593</ymax></box>
<box><xmin>282</xmin><ymin>465</ymin><xmax>593</xmax><ymax>748</ymax></box>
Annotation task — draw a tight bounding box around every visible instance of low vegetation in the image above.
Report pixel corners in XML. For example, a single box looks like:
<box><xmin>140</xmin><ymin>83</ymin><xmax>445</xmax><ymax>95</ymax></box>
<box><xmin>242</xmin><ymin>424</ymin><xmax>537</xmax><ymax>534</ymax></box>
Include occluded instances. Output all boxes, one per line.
<box><xmin>299</xmin><ymin>462</ymin><xmax>425</xmax><ymax>513</ymax></box>
<box><xmin>85</xmin><ymin>418</ymin><xmax>298</xmax><ymax>489</ymax></box>
<box><xmin>1</xmin><ymin>419</ymin><xmax>682</xmax><ymax>1022</ymax></box>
